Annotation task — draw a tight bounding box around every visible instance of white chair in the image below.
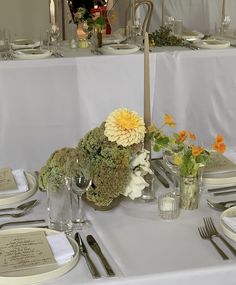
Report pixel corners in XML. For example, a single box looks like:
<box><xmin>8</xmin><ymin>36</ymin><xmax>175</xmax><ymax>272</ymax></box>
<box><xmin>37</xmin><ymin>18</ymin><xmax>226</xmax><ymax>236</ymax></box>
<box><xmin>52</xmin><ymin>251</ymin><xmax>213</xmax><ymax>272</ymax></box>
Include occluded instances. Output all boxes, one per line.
<box><xmin>125</xmin><ymin>0</ymin><xmax>153</xmax><ymax>36</ymax></box>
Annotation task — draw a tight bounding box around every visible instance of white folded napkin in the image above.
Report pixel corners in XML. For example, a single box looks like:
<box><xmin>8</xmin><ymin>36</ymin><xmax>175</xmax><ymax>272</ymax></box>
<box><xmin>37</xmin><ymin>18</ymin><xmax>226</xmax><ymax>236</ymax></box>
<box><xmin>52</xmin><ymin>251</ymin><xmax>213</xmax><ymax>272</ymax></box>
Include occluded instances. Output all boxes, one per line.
<box><xmin>0</xmin><ymin>169</ymin><xmax>28</xmax><ymax>195</ymax></box>
<box><xmin>47</xmin><ymin>232</ymin><xmax>75</xmax><ymax>265</ymax></box>
<box><xmin>223</xmin><ymin>216</ymin><xmax>236</xmax><ymax>232</ymax></box>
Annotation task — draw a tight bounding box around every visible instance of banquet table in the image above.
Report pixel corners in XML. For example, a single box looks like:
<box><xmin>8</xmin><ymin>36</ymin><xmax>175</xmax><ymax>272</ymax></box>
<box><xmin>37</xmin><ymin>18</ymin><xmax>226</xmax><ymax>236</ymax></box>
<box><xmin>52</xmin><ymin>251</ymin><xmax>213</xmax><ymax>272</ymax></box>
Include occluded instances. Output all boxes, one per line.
<box><xmin>1</xmin><ymin>173</ymin><xmax>236</xmax><ymax>285</ymax></box>
<box><xmin>1</xmin><ymin>43</ymin><xmax>236</xmax><ymax>171</ymax></box>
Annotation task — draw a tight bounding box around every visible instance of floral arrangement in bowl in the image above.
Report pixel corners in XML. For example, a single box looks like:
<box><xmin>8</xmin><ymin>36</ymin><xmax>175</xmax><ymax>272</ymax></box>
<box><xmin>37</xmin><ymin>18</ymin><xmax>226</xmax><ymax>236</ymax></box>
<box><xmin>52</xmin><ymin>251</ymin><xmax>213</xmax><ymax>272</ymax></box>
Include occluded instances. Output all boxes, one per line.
<box><xmin>39</xmin><ymin>108</ymin><xmax>153</xmax><ymax>208</ymax></box>
<box><xmin>148</xmin><ymin>114</ymin><xmax>227</xmax><ymax>177</ymax></box>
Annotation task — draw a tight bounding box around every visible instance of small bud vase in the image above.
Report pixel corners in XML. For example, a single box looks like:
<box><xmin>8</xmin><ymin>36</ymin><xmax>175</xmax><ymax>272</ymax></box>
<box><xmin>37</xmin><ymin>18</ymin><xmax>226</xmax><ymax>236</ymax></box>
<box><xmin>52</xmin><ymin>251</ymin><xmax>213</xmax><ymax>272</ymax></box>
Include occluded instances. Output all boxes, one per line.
<box><xmin>179</xmin><ymin>174</ymin><xmax>201</xmax><ymax>210</ymax></box>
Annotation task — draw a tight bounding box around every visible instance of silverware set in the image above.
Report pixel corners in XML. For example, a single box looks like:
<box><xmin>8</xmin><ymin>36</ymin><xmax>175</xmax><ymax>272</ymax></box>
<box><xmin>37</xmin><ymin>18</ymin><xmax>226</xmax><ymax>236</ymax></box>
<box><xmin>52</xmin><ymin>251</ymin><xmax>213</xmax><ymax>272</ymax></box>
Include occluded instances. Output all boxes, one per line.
<box><xmin>0</xmin><ymin>199</ymin><xmax>39</xmax><ymax>218</ymax></box>
<box><xmin>198</xmin><ymin>217</ymin><xmax>236</xmax><ymax>259</ymax></box>
<box><xmin>74</xmin><ymin>233</ymin><xmax>115</xmax><ymax>278</ymax></box>
<box><xmin>207</xmin><ymin>199</ymin><xmax>236</xmax><ymax>211</ymax></box>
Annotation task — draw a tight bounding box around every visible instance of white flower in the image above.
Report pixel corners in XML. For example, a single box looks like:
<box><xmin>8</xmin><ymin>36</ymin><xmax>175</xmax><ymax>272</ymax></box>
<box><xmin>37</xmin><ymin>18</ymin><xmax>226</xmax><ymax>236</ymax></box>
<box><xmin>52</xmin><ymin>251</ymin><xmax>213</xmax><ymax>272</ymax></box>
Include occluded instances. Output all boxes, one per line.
<box><xmin>123</xmin><ymin>149</ymin><xmax>153</xmax><ymax>200</ymax></box>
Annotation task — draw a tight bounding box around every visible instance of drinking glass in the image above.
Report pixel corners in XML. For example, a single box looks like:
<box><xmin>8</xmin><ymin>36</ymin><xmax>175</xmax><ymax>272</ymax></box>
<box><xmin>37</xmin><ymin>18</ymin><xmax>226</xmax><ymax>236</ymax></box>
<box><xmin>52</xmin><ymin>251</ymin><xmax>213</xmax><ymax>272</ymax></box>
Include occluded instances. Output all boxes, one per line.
<box><xmin>163</xmin><ymin>149</ymin><xmax>179</xmax><ymax>192</ymax></box>
<box><xmin>221</xmin><ymin>15</ymin><xmax>231</xmax><ymax>34</ymax></box>
<box><xmin>47</xmin><ymin>176</ymin><xmax>73</xmax><ymax>235</ymax></box>
<box><xmin>66</xmin><ymin>158</ymin><xmax>92</xmax><ymax>230</ymax></box>
<box><xmin>165</xmin><ymin>16</ymin><xmax>175</xmax><ymax>31</ymax></box>
<box><xmin>48</xmin><ymin>25</ymin><xmax>61</xmax><ymax>52</ymax></box>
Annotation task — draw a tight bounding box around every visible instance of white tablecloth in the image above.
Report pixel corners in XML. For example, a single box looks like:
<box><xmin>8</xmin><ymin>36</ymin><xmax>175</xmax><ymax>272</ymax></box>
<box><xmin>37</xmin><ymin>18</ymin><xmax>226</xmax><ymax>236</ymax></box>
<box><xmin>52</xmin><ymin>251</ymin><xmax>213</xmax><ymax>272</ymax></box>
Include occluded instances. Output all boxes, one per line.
<box><xmin>1</xmin><ymin>45</ymin><xmax>236</xmax><ymax>171</ymax></box>
<box><xmin>1</xmin><ymin>179</ymin><xmax>236</xmax><ymax>285</ymax></box>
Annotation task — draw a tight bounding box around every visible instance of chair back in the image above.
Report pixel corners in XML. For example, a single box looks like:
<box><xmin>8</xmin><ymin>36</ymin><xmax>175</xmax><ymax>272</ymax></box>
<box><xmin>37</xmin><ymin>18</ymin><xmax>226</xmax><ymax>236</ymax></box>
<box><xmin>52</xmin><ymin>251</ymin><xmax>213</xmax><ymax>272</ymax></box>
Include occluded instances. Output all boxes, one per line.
<box><xmin>125</xmin><ymin>0</ymin><xmax>153</xmax><ymax>36</ymax></box>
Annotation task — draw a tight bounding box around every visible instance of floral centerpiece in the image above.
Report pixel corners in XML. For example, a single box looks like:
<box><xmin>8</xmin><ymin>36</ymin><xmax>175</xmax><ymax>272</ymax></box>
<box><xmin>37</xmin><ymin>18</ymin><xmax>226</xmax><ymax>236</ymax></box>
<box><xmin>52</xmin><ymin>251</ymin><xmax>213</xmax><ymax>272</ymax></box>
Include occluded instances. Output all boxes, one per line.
<box><xmin>148</xmin><ymin>114</ymin><xmax>226</xmax><ymax>209</ymax></box>
<box><xmin>39</xmin><ymin>108</ymin><xmax>153</xmax><ymax>209</ymax></box>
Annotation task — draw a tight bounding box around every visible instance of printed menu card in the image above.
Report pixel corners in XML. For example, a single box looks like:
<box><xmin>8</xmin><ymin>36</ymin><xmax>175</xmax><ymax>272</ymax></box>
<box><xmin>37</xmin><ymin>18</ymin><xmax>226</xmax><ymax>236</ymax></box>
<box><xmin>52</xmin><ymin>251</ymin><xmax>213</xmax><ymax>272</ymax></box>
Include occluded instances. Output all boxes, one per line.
<box><xmin>0</xmin><ymin>168</ymin><xmax>17</xmax><ymax>191</ymax></box>
<box><xmin>0</xmin><ymin>231</ymin><xmax>56</xmax><ymax>273</ymax></box>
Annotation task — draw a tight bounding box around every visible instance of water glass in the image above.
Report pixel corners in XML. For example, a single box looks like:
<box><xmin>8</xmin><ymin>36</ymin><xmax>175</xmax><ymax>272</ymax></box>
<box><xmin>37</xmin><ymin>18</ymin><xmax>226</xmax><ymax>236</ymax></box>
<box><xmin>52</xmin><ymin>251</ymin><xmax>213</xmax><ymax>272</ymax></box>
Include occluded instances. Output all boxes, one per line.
<box><xmin>158</xmin><ymin>192</ymin><xmax>180</xmax><ymax>220</ymax></box>
<box><xmin>47</xmin><ymin>179</ymin><xmax>73</xmax><ymax>235</ymax></box>
<box><xmin>174</xmin><ymin>20</ymin><xmax>183</xmax><ymax>37</ymax></box>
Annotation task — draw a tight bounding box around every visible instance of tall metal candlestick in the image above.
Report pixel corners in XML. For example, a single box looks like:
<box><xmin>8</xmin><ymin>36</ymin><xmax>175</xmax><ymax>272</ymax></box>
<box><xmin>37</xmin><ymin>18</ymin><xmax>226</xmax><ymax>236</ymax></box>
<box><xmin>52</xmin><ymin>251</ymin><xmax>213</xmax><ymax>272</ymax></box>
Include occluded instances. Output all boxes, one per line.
<box><xmin>144</xmin><ymin>32</ymin><xmax>151</xmax><ymax>152</ymax></box>
<box><xmin>50</xmin><ymin>0</ymin><xmax>56</xmax><ymax>26</ymax></box>
<box><xmin>142</xmin><ymin>32</ymin><xmax>155</xmax><ymax>201</ymax></box>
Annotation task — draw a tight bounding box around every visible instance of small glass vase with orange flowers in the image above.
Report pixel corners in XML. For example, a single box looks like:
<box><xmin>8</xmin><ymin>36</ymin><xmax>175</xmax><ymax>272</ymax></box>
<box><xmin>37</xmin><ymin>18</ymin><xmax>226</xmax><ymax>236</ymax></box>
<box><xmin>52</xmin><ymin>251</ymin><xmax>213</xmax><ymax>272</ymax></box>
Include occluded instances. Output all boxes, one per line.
<box><xmin>148</xmin><ymin>115</ymin><xmax>226</xmax><ymax>210</ymax></box>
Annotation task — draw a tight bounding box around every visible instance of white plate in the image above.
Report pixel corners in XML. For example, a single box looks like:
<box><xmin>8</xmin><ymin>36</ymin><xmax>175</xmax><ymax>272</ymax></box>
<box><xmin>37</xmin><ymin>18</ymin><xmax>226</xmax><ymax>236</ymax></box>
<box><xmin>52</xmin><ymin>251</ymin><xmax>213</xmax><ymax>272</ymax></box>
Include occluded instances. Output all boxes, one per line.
<box><xmin>0</xmin><ymin>172</ymin><xmax>37</xmax><ymax>207</ymax></box>
<box><xmin>11</xmin><ymin>39</ymin><xmax>40</xmax><ymax>50</ymax></box>
<box><xmin>0</xmin><ymin>228</ymin><xmax>79</xmax><ymax>285</ymax></box>
<box><xmin>182</xmin><ymin>30</ymin><xmax>204</xmax><ymax>41</ymax></box>
<box><xmin>101</xmin><ymin>44</ymin><xmax>140</xmax><ymax>55</ymax></box>
<box><xmin>102</xmin><ymin>34</ymin><xmax>126</xmax><ymax>45</ymax></box>
<box><xmin>220</xmin><ymin>206</ymin><xmax>236</xmax><ymax>241</ymax></box>
<box><xmin>13</xmin><ymin>49</ymin><xmax>52</xmax><ymax>60</ymax></box>
<box><xmin>194</xmin><ymin>39</ymin><xmax>230</xmax><ymax>49</ymax></box>
<box><xmin>204</xmin><ymin>171</ymin><xmax>236</xmax><ymax>187</ymax></box>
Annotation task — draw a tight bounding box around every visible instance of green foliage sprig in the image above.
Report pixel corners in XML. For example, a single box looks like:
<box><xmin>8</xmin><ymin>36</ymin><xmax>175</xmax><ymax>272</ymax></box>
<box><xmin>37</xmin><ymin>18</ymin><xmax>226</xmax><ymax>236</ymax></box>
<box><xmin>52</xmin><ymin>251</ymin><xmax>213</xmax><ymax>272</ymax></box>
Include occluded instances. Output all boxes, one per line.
<box><xmin>149</xmin><ymin>25</ymin><xmax>183</xmax><ymax>47</ymax></box>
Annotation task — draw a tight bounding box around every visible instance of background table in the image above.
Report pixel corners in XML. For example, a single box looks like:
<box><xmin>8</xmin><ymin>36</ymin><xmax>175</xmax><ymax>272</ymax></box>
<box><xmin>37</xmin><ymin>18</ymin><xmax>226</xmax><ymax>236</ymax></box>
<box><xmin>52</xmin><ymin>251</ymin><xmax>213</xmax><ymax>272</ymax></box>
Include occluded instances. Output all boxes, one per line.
<box><xmin>1</xmin><ymin>45</ymin><xmax>236</xmax><ymax>171</ymax></box>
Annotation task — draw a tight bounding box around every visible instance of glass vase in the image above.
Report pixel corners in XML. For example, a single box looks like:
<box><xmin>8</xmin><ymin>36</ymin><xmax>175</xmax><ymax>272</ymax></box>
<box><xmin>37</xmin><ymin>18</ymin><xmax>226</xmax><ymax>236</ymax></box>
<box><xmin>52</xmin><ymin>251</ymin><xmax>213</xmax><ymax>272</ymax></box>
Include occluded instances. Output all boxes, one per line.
<box><xmin>179</xmin><ymin>174</ymin><xmax>200</xmax><ymax>210</ymax></box>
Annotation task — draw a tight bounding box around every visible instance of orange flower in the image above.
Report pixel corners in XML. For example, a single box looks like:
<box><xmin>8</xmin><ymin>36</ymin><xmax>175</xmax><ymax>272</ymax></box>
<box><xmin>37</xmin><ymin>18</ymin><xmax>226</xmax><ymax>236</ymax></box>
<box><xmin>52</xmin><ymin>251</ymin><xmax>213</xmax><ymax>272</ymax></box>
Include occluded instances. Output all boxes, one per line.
<box><xmin>164</xmin><ymin>113</ymin><xmax>176</xmax><ymax>128</ymax></box>
<box><xmin>215</xmin><ymin>134</ymin><xmax>224</xmax><ymax>143</ymax></box>
<box><xmin>212</xmin><ymin>134</ymin><xmax>226</xmax><ymax>153</ymax></box>
<box><xmin>192</xmin><ymin>146</ymin><xmax>204</xmax><ymax>157</ymax></box>
<box><xmin>189</xmin><ymin>131</ymin><xmax>196</xmax><ymax>141</ymax></box>
<box><xmin>176</xmin><ymin>130</ymin><xmax>187</xmax><ymax>143</ymax></box>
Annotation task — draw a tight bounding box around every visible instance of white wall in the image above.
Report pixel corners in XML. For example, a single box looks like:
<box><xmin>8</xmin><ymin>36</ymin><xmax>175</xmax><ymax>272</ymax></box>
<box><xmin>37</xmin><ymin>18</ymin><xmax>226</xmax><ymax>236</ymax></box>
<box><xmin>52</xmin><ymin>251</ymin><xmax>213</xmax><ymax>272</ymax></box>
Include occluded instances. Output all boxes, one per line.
<box><xmin>0</xmin><ymin>0</ymin><xmax>50</xmax><ymax>39</ymax></box>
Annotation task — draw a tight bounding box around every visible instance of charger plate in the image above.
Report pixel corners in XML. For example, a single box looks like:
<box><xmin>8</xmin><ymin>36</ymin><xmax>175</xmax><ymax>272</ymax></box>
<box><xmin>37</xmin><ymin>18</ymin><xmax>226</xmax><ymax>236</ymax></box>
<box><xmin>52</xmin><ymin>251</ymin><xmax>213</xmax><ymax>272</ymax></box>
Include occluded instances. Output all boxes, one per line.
<box><xmin>101</xmin><ymin>44</ymin><xmax>140</xmax><ymax>55</ymax></box>
<box><xmin>220</xmin><ymin>206</ymin><xmax>236</xmax><ymax>241</ymax></box>
<box><xmin>194</xmin><ymin>39</ymin><xmax>230</xmax><ymax>49</ymax></box>
<box><xmin>0</xmin><ymin>228</ymin><xmax>79</xmax><ymax>285</ymax></box>
<box><xmin>13</xmin><ymin>49</ymin><xmax>52</xmax><ymax>60</ymax></box>
<box><xmin>0</xmin><ymin>172</ymin><xmax>37</xmax><ymax>207</ymax></box>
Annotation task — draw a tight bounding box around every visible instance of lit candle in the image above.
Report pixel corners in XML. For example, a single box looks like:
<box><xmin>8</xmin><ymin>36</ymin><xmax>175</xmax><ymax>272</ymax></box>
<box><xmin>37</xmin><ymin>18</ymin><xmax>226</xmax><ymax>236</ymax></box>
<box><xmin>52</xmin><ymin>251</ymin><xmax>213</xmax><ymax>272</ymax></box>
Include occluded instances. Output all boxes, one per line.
<box><xmin>144</xmin><ymin>32</ymin><xmax>151</xmax><ymax>152</ymax></box>
<box><xmin>161</xmin><ymin>197</ymin><xmax>175</xmax><ymax>211</ymax></box>
<box><xmin>50</xmin><ymin>0</ymin><xmax>56</xmax><ymax>26</ymax></box>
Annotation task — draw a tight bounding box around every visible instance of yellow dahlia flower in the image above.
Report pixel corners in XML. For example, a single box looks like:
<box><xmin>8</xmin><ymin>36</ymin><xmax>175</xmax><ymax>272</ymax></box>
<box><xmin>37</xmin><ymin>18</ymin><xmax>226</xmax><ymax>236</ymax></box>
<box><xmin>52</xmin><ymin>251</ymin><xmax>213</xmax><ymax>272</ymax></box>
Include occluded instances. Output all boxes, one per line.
<box><xmin>104</xmin><ymin>108</ymin><xmax>145</xmax><ymax>147</ymax></box>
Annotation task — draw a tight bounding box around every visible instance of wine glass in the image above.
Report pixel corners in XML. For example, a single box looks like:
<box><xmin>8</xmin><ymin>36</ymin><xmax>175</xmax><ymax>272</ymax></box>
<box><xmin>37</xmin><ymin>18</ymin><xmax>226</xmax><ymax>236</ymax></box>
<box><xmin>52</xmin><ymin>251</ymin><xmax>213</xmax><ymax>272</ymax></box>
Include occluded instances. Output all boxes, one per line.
<box><xmin>163</xmin><ymin>149</ymin><xmax>179</xmax><ymax>192</ymax></box>
<box><xmin>221</xmin><ymin>15</ymin><xmax>231</xmax><ymax>35</ymax></box>
<box><xmin>66</xmin><ymin>158</ymin><xmax>92</xmax><ymax>230</ymax></box>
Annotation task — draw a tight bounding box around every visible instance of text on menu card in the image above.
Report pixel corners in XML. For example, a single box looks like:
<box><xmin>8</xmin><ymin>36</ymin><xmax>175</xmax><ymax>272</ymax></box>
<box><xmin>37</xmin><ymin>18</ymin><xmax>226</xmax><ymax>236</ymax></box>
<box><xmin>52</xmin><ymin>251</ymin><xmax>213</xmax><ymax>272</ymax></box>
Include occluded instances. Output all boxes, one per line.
<box><xmin>0</xmin><ymin>231</ymin><xmax>56</xmax><ymax>273</ymax></box>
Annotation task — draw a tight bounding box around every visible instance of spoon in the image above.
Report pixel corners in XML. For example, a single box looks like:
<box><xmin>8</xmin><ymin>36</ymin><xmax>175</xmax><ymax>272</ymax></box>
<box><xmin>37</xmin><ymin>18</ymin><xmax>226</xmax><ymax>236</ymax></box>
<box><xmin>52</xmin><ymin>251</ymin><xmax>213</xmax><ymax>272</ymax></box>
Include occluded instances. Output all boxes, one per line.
<box><xmin>0</xmin><ymin>199</ymin><xmax>39</xmax><ymax>212</ymax></box>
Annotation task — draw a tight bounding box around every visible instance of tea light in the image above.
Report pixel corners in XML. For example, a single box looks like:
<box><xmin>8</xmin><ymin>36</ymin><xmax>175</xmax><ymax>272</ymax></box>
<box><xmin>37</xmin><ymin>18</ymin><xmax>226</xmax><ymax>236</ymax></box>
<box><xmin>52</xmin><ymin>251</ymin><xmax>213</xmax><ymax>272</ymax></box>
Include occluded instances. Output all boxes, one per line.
<box><xmin>158</xmin><ymin>192</ymin><xmax>180</xmax><ymax>220</ymax></box>
<box><xmin>161</xmin><ymin>197</ymin><xmax>175</xmax><ymax>211</ymax></box>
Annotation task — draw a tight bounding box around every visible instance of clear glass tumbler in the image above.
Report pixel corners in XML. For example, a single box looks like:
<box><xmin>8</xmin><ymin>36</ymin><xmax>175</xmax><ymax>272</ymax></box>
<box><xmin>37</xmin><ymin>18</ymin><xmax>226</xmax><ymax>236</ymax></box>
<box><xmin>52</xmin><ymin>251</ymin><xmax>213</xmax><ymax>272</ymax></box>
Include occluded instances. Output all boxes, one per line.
<box><xmin>158</xmin><ymin>192</ymin><xmax>180</xmax><ymax>220</ymax></box>
<box><xmin>47</xmin><ymin>178</ymin><xmax>73</xmax><ymax>235</ymax></box>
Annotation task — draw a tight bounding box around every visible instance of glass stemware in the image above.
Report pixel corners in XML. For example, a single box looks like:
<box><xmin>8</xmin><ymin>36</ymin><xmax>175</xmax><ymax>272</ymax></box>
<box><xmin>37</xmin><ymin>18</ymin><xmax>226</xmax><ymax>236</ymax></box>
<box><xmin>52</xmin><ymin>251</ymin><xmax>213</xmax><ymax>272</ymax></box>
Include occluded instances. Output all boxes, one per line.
<box><xmin>48</xmin><ymin>24</ymin><xmax>61</xmax><ymax>52</ymax></box>
<box><xmin>66</xmin><ymin>158</ymin><xmax>92</xmax><ymax>230</ymax></box>
<box><xmin>221</xmin><ymin>15</ymin><xmax>231</xmax><ymax>35</ymax></box>
<box><xmin>163</xmin><ymin>149</ymin><xmax>179</xmax><ymax>192</ymax></box>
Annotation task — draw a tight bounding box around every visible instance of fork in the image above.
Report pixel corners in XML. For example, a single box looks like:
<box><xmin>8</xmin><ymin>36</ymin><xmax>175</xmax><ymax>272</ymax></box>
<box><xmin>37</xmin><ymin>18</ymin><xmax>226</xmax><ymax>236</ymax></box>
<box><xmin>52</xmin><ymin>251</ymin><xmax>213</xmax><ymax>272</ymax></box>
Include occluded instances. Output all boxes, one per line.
<box><xmin>204</xmin><ymin>217</ymin><xmax>236</xmax><ymax>256</ymax></box>
<box><xmin>198</xmin><ymin>226</ymin><xmax>229</xmax><ymax>259</ymax></box>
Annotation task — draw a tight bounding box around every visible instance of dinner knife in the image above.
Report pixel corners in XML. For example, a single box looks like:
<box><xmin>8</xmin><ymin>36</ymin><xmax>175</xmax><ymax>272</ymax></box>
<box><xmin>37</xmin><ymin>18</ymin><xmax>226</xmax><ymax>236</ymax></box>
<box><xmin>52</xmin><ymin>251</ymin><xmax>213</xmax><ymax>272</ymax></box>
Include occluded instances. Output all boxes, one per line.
<box><xmin>74</xmin><ymin>233</ymin><xmax>101</xmax><ymax>279</ymax></box>
<box><xmin>0</xmin><ymin>219</ymin><xmax>46</xmax><ymax>229</ymax></box>
<box><xmin>152</xmin><ymin>168</ymin><xmax>169</xmax><ymax>188</ymax></box>
<box><xmin>152</xmin><ymin>160</ymin><xmax>174</xmax><ymax>183</ymax></box>
<box><xmin>87</xmin><ymin>234</ymin><xmax>115</xmax><ymax>277</ymax></box>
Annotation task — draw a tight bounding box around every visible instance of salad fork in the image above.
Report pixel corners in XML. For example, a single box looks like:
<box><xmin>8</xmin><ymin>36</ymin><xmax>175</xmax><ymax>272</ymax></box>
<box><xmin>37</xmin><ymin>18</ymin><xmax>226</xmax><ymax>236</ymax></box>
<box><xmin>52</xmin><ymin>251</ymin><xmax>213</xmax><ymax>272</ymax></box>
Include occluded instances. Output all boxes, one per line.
<box><xmin>198</xmin><ymin>226</ymin><xmax>229</xmax><ymax>260</ymax></box>
<box><xmin>203</xmin><ymin>217</ymin><xmax>236</xmax><ymax>256</ymax></box>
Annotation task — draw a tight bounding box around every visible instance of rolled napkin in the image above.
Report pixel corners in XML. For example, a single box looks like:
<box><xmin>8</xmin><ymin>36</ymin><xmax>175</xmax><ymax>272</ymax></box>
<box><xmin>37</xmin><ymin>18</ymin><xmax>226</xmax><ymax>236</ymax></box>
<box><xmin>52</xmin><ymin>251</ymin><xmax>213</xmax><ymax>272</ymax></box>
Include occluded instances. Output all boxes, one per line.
<box><xmin>0</xmin><ymin>169</ymin><xmax>28</xmax><ymax>195</ymax></box>
<box><xmin>47</xmin><ymin>232</ymin><xmax>75</xmax><ymax>265</ymax></box>
<box><xmin>223</xmin><ymin>216</ymin><xmax>236</xmax><ymax>232</ymax></box>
